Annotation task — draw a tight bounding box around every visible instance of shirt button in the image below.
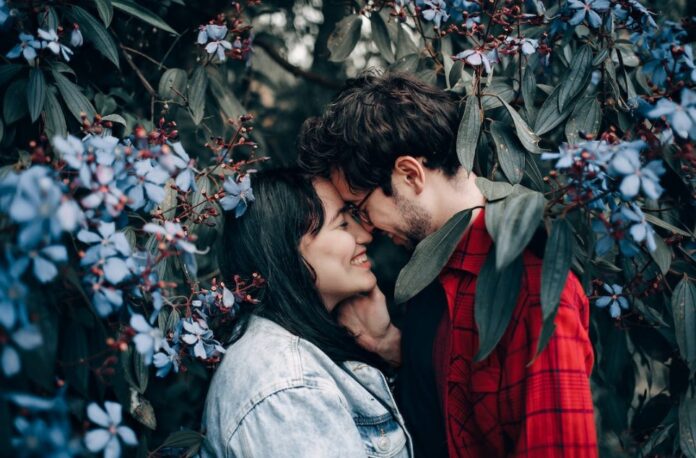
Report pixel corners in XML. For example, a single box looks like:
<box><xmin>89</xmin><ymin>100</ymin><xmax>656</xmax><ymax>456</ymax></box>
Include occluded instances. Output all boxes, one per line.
<box><xmin>376</xmin><ymin>435</ymin><xmax>391</xmax><ymax>451</ymax></box>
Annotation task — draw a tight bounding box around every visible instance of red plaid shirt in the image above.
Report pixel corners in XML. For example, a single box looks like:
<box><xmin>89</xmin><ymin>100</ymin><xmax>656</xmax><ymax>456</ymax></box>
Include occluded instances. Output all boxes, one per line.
<box><xmin>435</xmin><ymin>209</ymin><xmax>598</xmax><ymax>457</ymax></box>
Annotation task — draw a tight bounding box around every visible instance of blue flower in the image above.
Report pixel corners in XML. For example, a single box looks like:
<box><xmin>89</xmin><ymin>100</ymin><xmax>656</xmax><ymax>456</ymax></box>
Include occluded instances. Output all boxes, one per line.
<box><xmin>180</xmin><ymin>318</ymin><xmax>225</xmax><ymax>360</ymax></box>
<box><xmin>646</xmin><ymin>89</ymin><xmax>696</xmax><ymax>139</ymax></box>
<box><xmin>85</xmin><ymin>402</ymin><xmax>137</xmax><ymax>458</ymax></box>
<box><xmin>621</xmin><ymin>204</ymin><xmax>657</xmax><ymax>252</ymax></box>
<box><xmin>70</xmin><ymin>26</ymin><xmax>83</xmax><ymax>47</ymax></box>
<box><xmin>595</xmin><ymin>283</ymin><xmax>629</xmax><ymax>317</ymax></box>
<box><xmin>124</xmin><ymin>160</ymin><xmax>169</xmax><ymax>210</ymax></box>
<box><xmin>80</xmin><ymin>166</ymin><xmax>127</xmax><ymax>218</ymax></box>
<box><xmin>130</xmin><ymin>314</ymin><xmax>163</xmax><ymax>366</ymax></box>
<box><xmin>37</xmin><ymin>29</ymin><xmax>73</xmax><ymax>61</ymax></box>
<box><xmin>160</xmin><ymin>142</ymin><xmax>196</xmax><ymax>192</ymax></box>
<box><xmin>566</xmin><ymin>0</ymin><xmax>610</xmax><ymax>28</ymax></box>
<box><xmin>422</xmin><ymin>0</ymin><xmax>450</xmax><ymax>29</ymax></box>
<box><xmin>6</xmin><ymin>33</ymin><xmax>41</xmax><ymax>64</ymax></box>
<box><xmin>199</xmin><ymin>24</ymin><xmax>232</xmax><ymax>61</ymax></box>
<box><xmin>2</xmin><ymin>167</ymin><xmax>77</xmax><ymax>249</ymax></box>
<box><xmin>86</xmin><ymin>275</ymin><xmax>124</xmax><ymax>317</ymax></box>
<box><xmin>153</xmin><ymin>340</ymin><xmax>180</xmax><ymax>378</ymax></box>
<box><xmin>2</xmin><ymin>325</ymin><xmax>44</xmax><ymax>377</ymax></box>
<box><xmin>11</xmin><ymin>416</ymin><xmax>73</xmax><ymax>457</ymax></box>
<box><xmin>220</xmin><ymin>175</ymin><xmax>254</xmax><ymax>217</ymax></box>
<box><xmin>541</xmin><ymin>144</ymin><xmax>579</xmax><ymax>168</ymax></box>
<box><xmin>609</xmin><ymin>148</ymin><xmax>664</xmax><ymax>200</ymax></box>
<box><xmin>0</xmin><ymin>0</ymin><xmax>11</xmax><ymax>27</ymax></box>
<box><xmin>21</xmin><ymin>244</ymin><xmax>68</xmax><ymax>283</ymax></box>
<box><xmin>612</xmin><ymin>0</ymin><xmax>656</xmax><ymax>30</ymax></box>
<box><xmin>454</xmin><ymin>49</ymin><xmax>493</xmax><ymax>74</ymax></box>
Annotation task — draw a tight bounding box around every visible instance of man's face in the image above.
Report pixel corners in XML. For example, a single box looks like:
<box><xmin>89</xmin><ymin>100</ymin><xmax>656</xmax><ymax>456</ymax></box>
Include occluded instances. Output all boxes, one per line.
<box><xmin>330</xmin><ymin>169</ymin><xmax>431</xmax><ymax>250</ymax></box>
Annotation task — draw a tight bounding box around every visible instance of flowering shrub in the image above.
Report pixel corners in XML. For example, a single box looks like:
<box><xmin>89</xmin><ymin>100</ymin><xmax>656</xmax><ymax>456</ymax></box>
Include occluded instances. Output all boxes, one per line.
<box><xmin>0</xmin><ymin>0</ymin><xmax>694</xmax><ymax>456</ymax></box>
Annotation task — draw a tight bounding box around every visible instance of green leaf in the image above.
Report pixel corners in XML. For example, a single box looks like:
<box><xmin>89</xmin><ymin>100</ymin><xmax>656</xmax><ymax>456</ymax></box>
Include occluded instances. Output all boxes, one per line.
<box><xmin>679</xmin><ymin>396</ymin><xmax>696</xmax><ymax>457</ymax></box>
<box><xmin>112</xmin><ymin>0</ymin><xmax>177</xmax><ymax>35</ymax></box>
<box><xmin>474</xmin><ymin>177</ymin><xmax>513</xmax><ymax>202</ymax></box>
<box><xmin>532</xmin><ymin>307</ymin><xmax>558</xmax><ymax>365</ymax></box>
<box><xmin>644</xmin><ymin>213</ymin><xmax>693</xmax><ymax>237</ymax></box>
<box><xmin>522</xmin><ymin>65</ymin><xmax>536</xmax><ymax>113</ymax></box>
<box><xmin>159</xmin><ymin>431</ymin><xmax>204</xmax><ymax>449</ymax></box>
<box><xmin>490</xmin><ymin>121</ymin><xmax>525</xmax><ymax>184</ymax></box>
<box><xmin>0</xmin><ymin>64</ymin><xmax>23</xmax><ymax>87</ymax></box>
<box><xmin>389</xmin><ymin>54</ymin><xmax>419</xmax><ymax>73</ymax></box>
<box><xmin>48</xmin><ymin>61</ymin><xmax>76</xmax><ymax>77</ymax></box>
<box><xmin>395</xmin><ymin>24</ymin><xmax>418</xmax><ymax>60</ymax></box>
<box><xmin>534</xmin><ymin>84</ymin><xmax>577</xmax><ymax>136</ymax></box>
<box><xmin>27</xmin><ymin>68</ymin><xmax>47</xmax><ymax>123</ymax></box>
<box><xmin>498</xmin><ymin>98</ymin><xmax>540</xmax><ymax>154</ymax></box>
<box><xmin>480</xmin><ymin>83</ymin><xmax>515</xmax><ymax>110</ymax></box>
<box><xmin>188</xmin><ymin>65</ymin><xmax>207</xmax><ymax>125</ymax></box>
<box><xmin>640</xmin><ymin>424</ymin><xmax>675</xmax><ymax>457</ymax></box>
<box><xmin>327</xmin><ymin>15</ymin><xmax>362</xmax><ymax>62</ymax></box>
<box><xmin>93</xmin><ymin>0</ymin><xmax>113</xmax><ymax>26</ymax></box>
<box><xmin>3</xmin><ymin>79</ymin><xmax>28</xmax><ymax>124</ymax></box>
<box><xmin>592</xmin><ymin>48</ymin><xmax>609</xmax><ymax>67</ymax></box>
<box><xmin>158</xmin><ymin>68</ymin><xmax>187</xmax><ymax>101</ymax></box>
<box><xmin>69</xmin><ymin>6</ymin><xmax>120</xmax><ymax>68</ymax></box>
<box><xmin>649</xmin><ymin>234</ymin><xmax>672</xmax><ymax>275</ymax></box>
<box><xmin>474</xmin><ymin>251</ymin><xmax>524</xmax><ymax>361</ymax></box>
<box><xmin>206</xmin><ymin>66</ymin><xmax>245</xmax><ymax>120</ymax></box>
<box><xmin>558</xmin><ymin>45</ymin><xmax>593</xmax><ymax>112</ymax></box>
<box><xmin>370</xmin><ymin>12</ymin><xmax>394</xmax><ymax>63</ymax></box>
<box><xmin>494</xmin><ymin>191</ymin><xmax>544</xmax><ymax>270</ymax></box>
<box><xmin>540</xmin><ymin>218</ymin><xmax>574</xmax><ymax>319</ymax></box>
<box><xmin>101</xmin><ymin>113</ymin><xmax>126</xmax><ymax>125</ymax></box>
<box><xmin>133</xmin><ymin>347</ymin><xmax>149</xmax><ymax>393</ymax></box>
<box><xmin>456</xmin><ymin>96</ymin><xmax>481</xmax><ymax>171</ymax></box>
<box><xmin>395</xmin><ymin>209</ymin><xmax>473</xmax><ymax>304</ymax></box>
<box><xmin>52</xmin><ymin>71</ymin><xmax>97</xmax><ymax>121</ymax></box>
<box><xmin>43</xmin><ymin>86</ymin><xmax>67</xmax><ymax>137</ymax></box>
<box><xmin>672</xmin><ymin>275</ymin><xmax>696</xmax><ymax>372</ymax></box>
<box><xmin>41</xmin><ymin>6</ymin><xmax>59</xmax><ymax>31</ymax></box>
<box><xmin>565</xmin><ymin>97</ymin><xmax>601</xmax><ymax>143</ymax></box>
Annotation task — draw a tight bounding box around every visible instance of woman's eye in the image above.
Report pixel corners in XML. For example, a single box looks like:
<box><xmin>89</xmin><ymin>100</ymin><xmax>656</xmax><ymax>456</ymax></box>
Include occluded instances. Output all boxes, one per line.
<box><xmin>339</xmin><ymin>220</ymin><xmax>349</xmax><ymax>229</ymax></box>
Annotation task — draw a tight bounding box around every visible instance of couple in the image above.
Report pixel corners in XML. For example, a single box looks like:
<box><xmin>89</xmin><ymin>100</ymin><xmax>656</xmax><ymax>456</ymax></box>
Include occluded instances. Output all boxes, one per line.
<box><xmin>201</xmin><ymin>72</ymin><xmax>597</xmax><ymax>457</ymax></box>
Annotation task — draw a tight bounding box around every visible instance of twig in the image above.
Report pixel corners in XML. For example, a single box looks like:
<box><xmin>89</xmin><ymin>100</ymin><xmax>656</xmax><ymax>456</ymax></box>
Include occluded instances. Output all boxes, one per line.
<box><xmin>120</xmin><ymin>45</ymin><xmax>167</xmax><ymax>69</ymax></box>
<box><xmin>253</xmin><ymin>38</ymin><xmax>343</xmax><ymax>89</ymax></box>
<box><xmin>120</xmin><ymin>44</ymin><xmax>157</xmax><ymax>98</ymax></box>
<box><xmin>159</xmin><ymin>28</ymin><xmax>189</xmax><ymax>70</ymax></box>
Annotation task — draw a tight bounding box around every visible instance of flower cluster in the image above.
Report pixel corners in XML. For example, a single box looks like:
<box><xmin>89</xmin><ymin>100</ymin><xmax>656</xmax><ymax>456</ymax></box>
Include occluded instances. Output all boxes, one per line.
<box><xmin>645</xmin><ymin>88</ymin><xmax>696</xmax><ymax>140</ymax></box>
<box><xmin>633</xmin><ymin>20</ymin><xmax>695</xmax><ymax>88</ymax></box>
<box><xmin>542</xmin><ymin>139</ymin><xmax>664</xmax><ymax>258</ymax></box>
<box><xmin>6</xmin><ymin>28</ymin><xmax>76</xmax><ymax>64</ymax></box>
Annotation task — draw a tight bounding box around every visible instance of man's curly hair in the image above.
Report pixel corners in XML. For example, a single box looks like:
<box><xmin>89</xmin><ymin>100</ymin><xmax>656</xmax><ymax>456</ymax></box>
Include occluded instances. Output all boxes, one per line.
<box><xmin>297</xmin><ymin>70</ymin><xmax>462</xmax><ymax>196</ymax></box>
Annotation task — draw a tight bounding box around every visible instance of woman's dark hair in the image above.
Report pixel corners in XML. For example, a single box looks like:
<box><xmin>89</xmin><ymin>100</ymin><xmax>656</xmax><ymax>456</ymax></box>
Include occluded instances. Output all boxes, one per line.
<box><xmin>297</xmin><ymin>69</ymin><xmax>462</xmax><ymax>196</ymax></box>
<box><xmin>219</xmin><ymin>168</ymin><xmax>383</xmax><ymax>367</ymax></box>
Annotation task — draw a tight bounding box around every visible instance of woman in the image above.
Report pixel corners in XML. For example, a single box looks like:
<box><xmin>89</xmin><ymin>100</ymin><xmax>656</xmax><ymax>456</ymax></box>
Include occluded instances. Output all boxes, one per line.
<box><xmin>201</xmin><ymin>169</ymin><xmax>412</xmax><ymax>457</ymax></box>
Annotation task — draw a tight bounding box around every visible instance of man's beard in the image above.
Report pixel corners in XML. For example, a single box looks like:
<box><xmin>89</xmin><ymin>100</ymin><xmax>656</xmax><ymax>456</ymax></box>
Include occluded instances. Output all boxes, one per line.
<box><xmin>393</xmin><ymin>190</ymin><xmax>431</xmax><ymax>248</ymax></box>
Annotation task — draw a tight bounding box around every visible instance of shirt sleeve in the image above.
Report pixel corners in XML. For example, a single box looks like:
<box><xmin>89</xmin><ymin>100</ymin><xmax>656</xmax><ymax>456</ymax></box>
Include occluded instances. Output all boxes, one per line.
<box><xmin>226</xmin><ymin>385</ymin><xmax>368</xmax><ymax>458</ymax></box>
<box><xmin>503</xmin><ymin>274</ymin><xmax>598</xmax><ymax>458</ymax></box>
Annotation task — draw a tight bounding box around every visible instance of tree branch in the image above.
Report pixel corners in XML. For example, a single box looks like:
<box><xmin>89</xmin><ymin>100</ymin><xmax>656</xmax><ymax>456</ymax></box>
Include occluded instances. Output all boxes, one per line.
<box><xmin>120</xmin><ymin>44</ymin><xmax>157</xmax><ymax>97</ymax></box>
<box><xmin>253</xmin><ymin>38</ymin><xmax>343</xmax><ymax>90</ymax></box>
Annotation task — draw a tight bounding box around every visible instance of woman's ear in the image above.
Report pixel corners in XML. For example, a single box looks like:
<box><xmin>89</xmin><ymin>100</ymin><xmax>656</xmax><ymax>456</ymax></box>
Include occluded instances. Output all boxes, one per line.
<box><xmin>393</xmin><ymin>156</ymin><xmax>425</xmax><ymax>194</ymax></box>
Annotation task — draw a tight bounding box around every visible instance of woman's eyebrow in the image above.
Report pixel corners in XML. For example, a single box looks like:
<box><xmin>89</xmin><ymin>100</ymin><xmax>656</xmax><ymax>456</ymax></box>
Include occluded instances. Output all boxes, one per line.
<box><xmin>329</xmin><ymin>208</ymin><xmax>343</xmax><ymax>224</ymax></box>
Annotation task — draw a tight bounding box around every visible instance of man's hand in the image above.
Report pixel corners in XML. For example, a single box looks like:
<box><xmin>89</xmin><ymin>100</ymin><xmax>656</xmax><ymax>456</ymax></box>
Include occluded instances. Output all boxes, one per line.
<box><xmin>337</xmin><ymin>286</ymin><xmax>402</xmax><ymax>367</ymax></box>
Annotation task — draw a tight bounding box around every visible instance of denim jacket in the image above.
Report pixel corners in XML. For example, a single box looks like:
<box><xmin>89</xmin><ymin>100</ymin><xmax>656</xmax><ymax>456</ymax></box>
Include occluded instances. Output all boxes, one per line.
<box><xmin>201</xmin><ymin>316</ymin><xmax>413</xmax><ymax>458</ymax></box>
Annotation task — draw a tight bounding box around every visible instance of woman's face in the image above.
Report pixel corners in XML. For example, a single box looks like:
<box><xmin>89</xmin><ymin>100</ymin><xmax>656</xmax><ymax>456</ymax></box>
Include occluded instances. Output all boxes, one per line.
<box><xmin>300</xmin><ymin>179</ymin><xmax>376</xmax><ymax>311</ymax></box>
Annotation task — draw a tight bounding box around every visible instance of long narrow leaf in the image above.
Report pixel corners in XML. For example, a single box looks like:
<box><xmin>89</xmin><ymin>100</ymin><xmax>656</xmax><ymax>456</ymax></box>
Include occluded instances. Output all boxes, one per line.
<box><xmin>27</xmin><ymin>68</ymin><xmax>47</xmax><ymax>122</ymax></box>
<box><xmin>456</xmin><ymin>96</ymin><xmax>481</xmax><ymax>171</ymax></box>
<box><xmin>474</xmin><ymin>251</ymin><xmax>524</xmax><ymax>362</ymax></box>
<box><xmin>112</xmin><ymin>0</ymin><xmax>177</xmax><ymax>35</ymax></box>
<box><xmin>69</xmin><ymin>6</ymin><xmax>120</xmax><ymax>68</ymax></box>
<box><xmin>395</xmin><ymin>209</ymin><xmax>473</xmax><ymax>304</ymax></box>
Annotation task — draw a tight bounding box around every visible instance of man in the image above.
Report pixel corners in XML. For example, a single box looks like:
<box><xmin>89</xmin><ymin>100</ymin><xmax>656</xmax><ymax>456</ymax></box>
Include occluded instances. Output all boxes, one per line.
<box><xmin>298</xmin><ymin>71</ymin><xmax>597</xmax><ymax>457</ymax></box>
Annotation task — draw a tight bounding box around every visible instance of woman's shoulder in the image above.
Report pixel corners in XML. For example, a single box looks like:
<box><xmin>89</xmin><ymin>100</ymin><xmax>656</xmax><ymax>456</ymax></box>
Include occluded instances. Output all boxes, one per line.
<box><xmin>202</xmin><ymin>316</ymin><xmax>346</xmax><ymax>443</ymax></box>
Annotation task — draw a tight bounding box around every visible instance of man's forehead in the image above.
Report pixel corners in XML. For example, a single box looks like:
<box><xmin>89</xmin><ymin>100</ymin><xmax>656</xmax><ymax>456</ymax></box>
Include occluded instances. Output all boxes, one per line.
<box><xmin>329</xmin><ymin>169</ymin><xmax>364</xmax><ymax>203</ymax></box>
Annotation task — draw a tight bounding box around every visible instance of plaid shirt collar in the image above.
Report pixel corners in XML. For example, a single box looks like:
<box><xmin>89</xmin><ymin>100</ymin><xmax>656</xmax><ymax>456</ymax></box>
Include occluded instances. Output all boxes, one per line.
<box><xmin>443</xmin><ymin>208</ymin><xmax>491</xmax><ymax>276</ymax></box>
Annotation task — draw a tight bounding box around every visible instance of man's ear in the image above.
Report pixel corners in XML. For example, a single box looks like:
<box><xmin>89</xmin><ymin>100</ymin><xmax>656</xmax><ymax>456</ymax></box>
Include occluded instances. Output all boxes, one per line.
<box><xmin>393</xmin><ymin>156</ymin><xmax>425</xmax><ymax>194</ymax></box>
